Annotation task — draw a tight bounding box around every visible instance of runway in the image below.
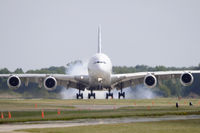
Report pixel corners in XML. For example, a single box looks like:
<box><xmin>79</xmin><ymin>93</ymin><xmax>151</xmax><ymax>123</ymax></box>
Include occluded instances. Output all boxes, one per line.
<box><xmin>1</xmin><ymin>115</ymin><xmax>200</xmax><ymax>133</ymax></box>
<box><xmin>73</xmin><ymin>105</ymin><xmax>131</xmax><ymax>110</ymax></box>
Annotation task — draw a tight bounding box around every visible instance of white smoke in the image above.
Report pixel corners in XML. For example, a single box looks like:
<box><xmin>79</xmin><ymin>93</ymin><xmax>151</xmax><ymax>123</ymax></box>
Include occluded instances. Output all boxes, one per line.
<box><xmin>118</xmin><ymin>86</ymin><xmax>158</xmax><ymax>99</ymax></box>
<box><xmin>66</xmin><ymin>60</ymin><xmax>88</xmax><ymax>75</ymax></box>
<box><xmin>60</xmin><ymin>60</ymin><xmax>89</xmax><ymax>99</ymax></box>
<box><xmin>60</xmin><ymin>60</ymin><xmax>159</xmax><ymax>99</ymax></box>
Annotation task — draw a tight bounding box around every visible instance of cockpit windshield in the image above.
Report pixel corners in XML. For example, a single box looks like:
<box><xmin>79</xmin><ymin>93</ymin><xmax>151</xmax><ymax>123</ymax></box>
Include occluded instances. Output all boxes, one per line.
<box><xmin>94</xmin><ymin>61</ymin><xmax>106</xmax><ymax>64</ymax></box>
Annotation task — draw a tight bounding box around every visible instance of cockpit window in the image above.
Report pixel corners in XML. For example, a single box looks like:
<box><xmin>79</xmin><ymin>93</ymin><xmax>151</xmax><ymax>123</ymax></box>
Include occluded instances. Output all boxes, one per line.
<box><xmin>94</xmin><ymin>61</ymin><xmax>106</xmax><ymax>64</ymax></box>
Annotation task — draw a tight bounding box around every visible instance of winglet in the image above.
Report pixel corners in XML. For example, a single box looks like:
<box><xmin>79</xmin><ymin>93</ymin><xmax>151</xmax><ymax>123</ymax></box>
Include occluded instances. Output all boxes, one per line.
<box><xmin>98</xmin><ymin>25</ymin><xmax>102</xmax><ymax>53</ymax></box>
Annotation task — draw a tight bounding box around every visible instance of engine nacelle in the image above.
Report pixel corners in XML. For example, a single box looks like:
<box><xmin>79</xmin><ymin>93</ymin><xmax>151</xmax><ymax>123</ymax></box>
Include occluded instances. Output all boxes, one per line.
<box><xmin>43</xmin><ymin>76</ymin><xmax>57</xmax><ymax>91</ymax></box>
<box><xmin>144</xmin><ymin>73</ymin><xmax>157</xmax><ymax>88</ymax></box>
<box><xmin>7</xmin><ymin>75</ymin><xmax>21</xmax><ymax>89</ymax></box>
<box><xmin>180</xmin><ymin>72</ymin><xmax>194</xmax><ymax>86</ymax></box>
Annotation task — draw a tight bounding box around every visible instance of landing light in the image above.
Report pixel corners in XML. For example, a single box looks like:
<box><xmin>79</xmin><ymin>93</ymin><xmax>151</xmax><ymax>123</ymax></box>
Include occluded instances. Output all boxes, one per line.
<box><xmin>98</xmin><ymin>78</ymin><xmax>103</xmax><ymax>83</ymax></box>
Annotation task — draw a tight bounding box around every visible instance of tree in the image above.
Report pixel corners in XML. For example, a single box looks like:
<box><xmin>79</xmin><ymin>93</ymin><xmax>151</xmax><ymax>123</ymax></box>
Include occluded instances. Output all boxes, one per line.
<box><xmin>14</xmin><ymin>68</ymin><xmax>24</xmax><ymax>74</ymax></box>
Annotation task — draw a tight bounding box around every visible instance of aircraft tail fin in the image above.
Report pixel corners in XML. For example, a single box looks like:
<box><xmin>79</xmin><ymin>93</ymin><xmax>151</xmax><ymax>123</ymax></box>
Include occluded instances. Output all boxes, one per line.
<box><xmin>98</xmin><ymin>25</ymin><xmax>101</xmax><ymax>53</ymax></box>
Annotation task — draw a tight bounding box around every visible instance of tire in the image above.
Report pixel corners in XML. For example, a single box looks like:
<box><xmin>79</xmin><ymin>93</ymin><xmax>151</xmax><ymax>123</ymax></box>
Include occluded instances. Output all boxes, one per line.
<box><xmin>106</xmin><ymin>93</ymin><xmax>108</xmax><ymax>99</ymax></box>
<box><xmin>88</xmin><ymin>94</ymin><xmax>91</xmax><ymax>99</ymax></box>
<box><xmin>123</xmin><ymin>92</ymin><xmax>125</xmax><ymax>99</ymax></box>
<box><xmin>111</xmin><ymin>93</ymin><xmax>113</xmax><ymax>99</ymax></box>
<box><xmin>118</xmin><ymin>92</ymin><xmax>120</xmax><ymax>99</ymax></box>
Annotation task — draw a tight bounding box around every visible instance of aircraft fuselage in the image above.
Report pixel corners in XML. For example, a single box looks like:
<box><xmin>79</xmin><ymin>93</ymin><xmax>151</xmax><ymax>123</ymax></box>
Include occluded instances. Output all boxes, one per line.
<box><xmin>88</xmin><ymin>53</ymin><xmax>112</xmax><ymax>89</ymax></box>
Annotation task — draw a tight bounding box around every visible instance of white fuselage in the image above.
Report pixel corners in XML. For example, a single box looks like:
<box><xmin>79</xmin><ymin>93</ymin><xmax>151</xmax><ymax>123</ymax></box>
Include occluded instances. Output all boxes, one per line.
<box><xmin>88</xmin><ymin>53</ymin><xmax>112</xmax><ymax>89</ymax></box>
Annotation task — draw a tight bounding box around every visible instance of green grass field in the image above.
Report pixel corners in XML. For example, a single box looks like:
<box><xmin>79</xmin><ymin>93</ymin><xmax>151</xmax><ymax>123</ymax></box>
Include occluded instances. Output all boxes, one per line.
<box><xmin>0</xmin><ymin>98</ymin><xmax>199</xmax><ymax>108</ymax></box>
<box><xmin>0</xmin><ymin>98</ymin><xmax>200</xmax><ymax>124</ymax></box>
<box><xmin>20</xmin><ymin>119</ymin><xmax>200</xmax><ymax>133</ymax></box>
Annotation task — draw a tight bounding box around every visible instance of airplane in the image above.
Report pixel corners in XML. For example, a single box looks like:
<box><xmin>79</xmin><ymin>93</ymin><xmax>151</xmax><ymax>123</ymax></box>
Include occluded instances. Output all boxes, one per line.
<box><xmin>0</xmin><ymin>26</ymin><xmax>200</xmax><ymax>99</ymax></box>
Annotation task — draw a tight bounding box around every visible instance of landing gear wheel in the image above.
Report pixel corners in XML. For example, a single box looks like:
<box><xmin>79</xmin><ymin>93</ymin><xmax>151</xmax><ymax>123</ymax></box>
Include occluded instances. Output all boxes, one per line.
<box><xmin>76</xmin><ymin>93</ymin><xmax>83</xmax><ymax>99</ymax></box>
<box><xmin>118</xmin><ymin>92</ymin><xmax>125</xmax><ymax>99</ymax></box>
<box><xmin>122</xmin><ymin>92</ymin><xmax>125</xmax><ymax>99</ymax></box>
<box><xmin>88</xmin><ymin>93</ymin><xmax>96</xmax><ymax>99</ymax></box>
<box><xmin>106</xmin><ymin>93</ymin><xmax>113</xmax><ymax>99</ymax></box>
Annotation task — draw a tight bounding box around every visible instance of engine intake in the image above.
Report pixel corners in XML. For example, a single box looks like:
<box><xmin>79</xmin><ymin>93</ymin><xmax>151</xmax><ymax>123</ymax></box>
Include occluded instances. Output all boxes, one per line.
<box><xmin>180</xmin><ymin>72</ymin><xmax>194</xmax><ymax>86</ymax></box>
<box><xmin>7</xmin><ymin>75</ymin><xmax>21</xmax><ymax>89</ymax></box>
<box><xmin>44</xmin><ymin>76</ymin><xmax>57</xmax><ymax>91</ymax></box>
<box><xmin>144</xmin><ymin>74</ymin><xmax>157</xmax><ymax>88</ymax></box>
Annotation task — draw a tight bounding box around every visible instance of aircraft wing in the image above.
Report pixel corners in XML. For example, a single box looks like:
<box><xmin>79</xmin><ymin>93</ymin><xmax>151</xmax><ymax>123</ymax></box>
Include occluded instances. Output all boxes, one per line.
<box><xmin>0</xmin><ymin>74</ymin><xmax>89</xmax><ymax>90</ymax></box>
<box><xmin>111</xmin><ymin>70</ymin><xmax>200</xmax><ymax>90</ymax></box>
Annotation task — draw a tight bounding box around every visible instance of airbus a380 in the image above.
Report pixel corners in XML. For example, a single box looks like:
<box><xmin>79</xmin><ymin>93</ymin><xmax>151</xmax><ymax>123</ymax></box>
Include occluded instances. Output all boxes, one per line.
<box><xmin>1</xmin><ymin>27</ymin><xmax>200</xmax><ymax>99</ymax></box>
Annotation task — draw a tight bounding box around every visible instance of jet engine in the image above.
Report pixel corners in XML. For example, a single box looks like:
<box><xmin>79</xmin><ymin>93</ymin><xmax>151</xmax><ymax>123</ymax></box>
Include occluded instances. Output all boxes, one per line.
<box><xmin>43</xmin><ymin>76</ymin><xmax>57</xmax><ymax>91</ymax></box>
<box><xmin>144</xmin><ymin>74</ymin><xmax>157</xmax><ymax>88</ymax></box>
<box><xmin>180</xmin><ymin>72</ymin><xmax>194</xmax><ymax>86</ymax></box>
<box><xmin>7</xmin><ymin>75</ymin><xmax>21</xmax><ymax>89</ymax></box>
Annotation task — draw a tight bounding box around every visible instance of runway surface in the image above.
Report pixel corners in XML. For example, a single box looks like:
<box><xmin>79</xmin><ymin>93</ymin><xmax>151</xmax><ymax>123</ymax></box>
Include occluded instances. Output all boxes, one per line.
<box><xmin>1</xmin><ymin>115</ymin><xmax>200</xmax><ymax>133</ymax></box>
<box><xmin>73</xmin><ymin>105</ymin><xmax>131</xmax><ymax>110</ymax></box>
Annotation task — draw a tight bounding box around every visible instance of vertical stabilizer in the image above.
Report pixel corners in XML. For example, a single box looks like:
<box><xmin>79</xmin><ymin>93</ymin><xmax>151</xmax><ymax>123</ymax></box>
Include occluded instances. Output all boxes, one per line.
<box><xmin>98</xmin><ymin>25</ymin><xmax>102</xmax><ymax>53</ymax></box>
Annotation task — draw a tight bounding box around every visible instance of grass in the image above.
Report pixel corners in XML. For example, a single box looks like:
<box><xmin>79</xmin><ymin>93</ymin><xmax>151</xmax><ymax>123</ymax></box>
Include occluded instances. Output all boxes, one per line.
<box><xmin>20</xmin><ymin>119</ymin><xmax>200</xmax><ymax>133</ymax></box>
<box><xmin>0</xmin><ymin>99</ymin><xmax>75</xmax><ymax>111</ymax></box>
<box><xmin>0</xmin><ymin>98</ymin><xmax>200</xmax><ymax>124</ymax></box>
<box><xmin>0</xmin><ymin>98</ymin><xmax>199</xmax><ymax>110</ymax></box>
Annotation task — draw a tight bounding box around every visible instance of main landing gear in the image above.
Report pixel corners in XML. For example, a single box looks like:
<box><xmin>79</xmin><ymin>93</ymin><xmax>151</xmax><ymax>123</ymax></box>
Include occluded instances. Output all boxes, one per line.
<box><xmin>106</xmin><ymin>88</ymin><xmax>113</xmax><ymax>99</ymax></box>
<box><xmin>76</xmin><ymin>84</ymin><xmax>83</xmax><ymax>99</ymax></box>
<box><xmin>76</xmin><ymin>89</ymin><xmax>83</xmax><ymax>99</ymax></box>
<box><xmin>88</xmin><ymin>89</ymin><xmax>96</xmax><ymax>99</ymax></box>
<box><xmin>118</xmin><ymin>89</ymin><xmax>125</xmax><ymax>99</ymax></box>
<box><xmin>118</xmin><ymin>83</ymin><xmax>125</xmax><ymax>99</ymax></box>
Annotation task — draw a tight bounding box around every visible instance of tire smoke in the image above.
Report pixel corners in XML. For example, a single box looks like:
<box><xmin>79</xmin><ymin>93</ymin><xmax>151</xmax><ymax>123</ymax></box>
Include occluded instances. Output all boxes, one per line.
<box><xmin>60</xmin><ymin>60</ymin><xmax>159</xmax><ymax>99</ymax></box>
